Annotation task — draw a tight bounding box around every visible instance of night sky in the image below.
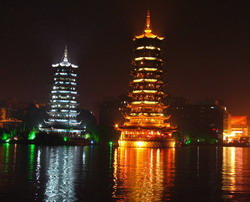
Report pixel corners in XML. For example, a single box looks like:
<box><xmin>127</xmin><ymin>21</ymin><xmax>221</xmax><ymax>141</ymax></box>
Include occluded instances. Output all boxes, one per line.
<box><xmin>1</xmin><ymin>0</ymin><xmax>250</xmax><ymax>116</ymax></box>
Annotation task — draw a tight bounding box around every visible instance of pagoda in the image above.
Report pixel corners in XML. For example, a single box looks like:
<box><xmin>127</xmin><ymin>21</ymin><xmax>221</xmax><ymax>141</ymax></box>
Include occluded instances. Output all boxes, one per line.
<box><xmin>117</xmin><ymin>11</ymin><xmax>175</xmax><ymax>148</ymax></box>
<box><xmin>41</xmin><ymin>46</ymin><xmax>82</xmax><ymax>135</ymax></box>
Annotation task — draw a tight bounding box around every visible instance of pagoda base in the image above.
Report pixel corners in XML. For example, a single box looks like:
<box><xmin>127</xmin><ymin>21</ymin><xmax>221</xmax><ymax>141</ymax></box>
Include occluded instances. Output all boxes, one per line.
<box><xmin>40</xmin><ymin>127</ymin><xmax>83</xmax><ymax>134</ymax></box>
<box><xmin>118</xmin><ymin>139</ymin><xmax>175</xmax><ymax>148</ymax></box>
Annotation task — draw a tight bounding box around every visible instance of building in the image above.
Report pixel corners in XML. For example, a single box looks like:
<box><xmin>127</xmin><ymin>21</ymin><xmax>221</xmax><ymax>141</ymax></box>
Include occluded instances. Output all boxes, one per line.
<box><xmin>41</xmin><ymin>46</ymin><xmax>82</xmax><ymax>135</ymax></box>
<box><xmin>0</xmin><ymin>107</ymin><xmax>22</xmax><ymax>128</ymax></box>
<box><xmin>223</xmin><ymin>115</ymin><xmax>248</xmax><ymax>143</ymax></box>
<box><xmin>117</xmin><ymin>11</ymin><xmax>175</xmax><ymax>148</ymax></box>
<box><xmin>0</xmin><ymin>99</ymin><xmax>24</xmax><ymax>129</ymax></box>
<box><xmin>99</xmin><ymin>95</ymin><xmax>128</xmax><ymax>142</ymax></box>
<box><xmin>166</xmin><ymin>99</ymin><xmax>226</xmax><ymax>144</ymax></box>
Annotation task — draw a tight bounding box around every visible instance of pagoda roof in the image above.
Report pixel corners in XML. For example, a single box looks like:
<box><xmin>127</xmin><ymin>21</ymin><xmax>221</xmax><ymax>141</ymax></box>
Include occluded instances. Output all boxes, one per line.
<box><xmin>118</xmin><ymin>125</ymin><xmax>170</xmax><ymax>130</ymax></box>
<box><xmin>125</xmin><ymin>114</ymin><xmax>170</xmax><ymax>120</ymax></box>
<box><xmin>134</xmin><ymin>11</ymin><xmax>164</xmax><ymax>40</ymax></box>
<box><xmin>52</xmin><ymin>45</ymin><xmax>78</xmax><ymax>68</ymax></box>
<box><xmin>128</xmin><ymin>101</ymin><xmax>168</xmax><ymax>107</ymax></box>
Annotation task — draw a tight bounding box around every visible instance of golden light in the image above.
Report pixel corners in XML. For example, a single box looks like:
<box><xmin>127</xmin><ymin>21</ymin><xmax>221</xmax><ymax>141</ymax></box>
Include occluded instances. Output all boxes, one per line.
<box><xmin>116</xmin><ymin>10</ymin><xmax>175</xmax><ymax>148</ymax></box>
<box><xmin>136</xmin><ymin>141</ymin><xmax>145</xmax><ymax>147</ymax></box>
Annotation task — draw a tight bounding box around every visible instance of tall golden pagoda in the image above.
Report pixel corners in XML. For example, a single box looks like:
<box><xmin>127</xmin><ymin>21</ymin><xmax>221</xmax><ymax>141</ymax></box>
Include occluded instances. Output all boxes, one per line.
<box><xmin>117</xmin><ymin>11</ymin><xmax>175</xmax><ymax>148</ymax></box>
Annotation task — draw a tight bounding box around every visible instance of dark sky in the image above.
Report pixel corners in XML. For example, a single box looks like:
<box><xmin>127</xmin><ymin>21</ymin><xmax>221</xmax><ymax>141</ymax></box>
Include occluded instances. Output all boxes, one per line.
<box><xmin>1</xmin><ymin>0</ymin><xmax>250</xmax><ymax>116</ymax></box>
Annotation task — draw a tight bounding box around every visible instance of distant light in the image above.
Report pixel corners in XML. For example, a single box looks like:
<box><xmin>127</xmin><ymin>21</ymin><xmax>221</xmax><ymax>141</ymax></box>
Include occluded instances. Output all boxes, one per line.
<box><xmin>90</xmin><ymin>140</ymin><xmax>94</xmax><ymax>144</ymax></box>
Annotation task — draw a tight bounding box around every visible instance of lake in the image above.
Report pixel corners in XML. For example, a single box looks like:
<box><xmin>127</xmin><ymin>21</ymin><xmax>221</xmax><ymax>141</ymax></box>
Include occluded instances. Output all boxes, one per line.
<box><xmin>0</xmin><ymin>144</ymin><xmax>250</xmax><ymax>201</ymax></box>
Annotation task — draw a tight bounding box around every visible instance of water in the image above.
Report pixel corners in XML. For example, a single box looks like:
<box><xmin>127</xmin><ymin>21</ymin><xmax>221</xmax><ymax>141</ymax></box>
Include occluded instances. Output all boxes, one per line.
<box><xmin>1</xmin><ymin>144</ymin><xmax>250</xmax><ymax>201</ymax></box>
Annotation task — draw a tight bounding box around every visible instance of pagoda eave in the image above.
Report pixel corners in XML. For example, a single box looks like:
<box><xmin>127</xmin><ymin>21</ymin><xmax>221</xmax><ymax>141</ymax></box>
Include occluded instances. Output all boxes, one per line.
<box><xmin>133</xmin><ymin>35</ymin><xmax>164</xmax><ymax>40</ymax></box>
<box><xmin>118</xmin><ymin>125</ymin><xmax>170</xmax><ymax>130</ymax></box>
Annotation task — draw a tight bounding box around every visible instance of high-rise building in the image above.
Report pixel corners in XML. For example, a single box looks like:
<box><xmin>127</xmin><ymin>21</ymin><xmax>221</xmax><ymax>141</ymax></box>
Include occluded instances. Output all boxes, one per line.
<box><xmin>41</xmin><ymin>46</ymin><xmax>82</xmax><ymax>135</ymax></box>
<box><xmin>117</xmin><ymin>11</ymin><xmax>175</xmax><ymax>147</ymax></box>
<box><xmin>166</xmin><ymin>98</ymin><xmax>226</xmax><ymax>144</ymax></box>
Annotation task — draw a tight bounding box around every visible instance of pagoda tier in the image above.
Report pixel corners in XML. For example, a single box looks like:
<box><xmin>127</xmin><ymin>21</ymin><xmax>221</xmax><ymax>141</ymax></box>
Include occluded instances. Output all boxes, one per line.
<box><xmin>117</xmin><ymin>11</ymin><xmax>175</xmax><ymax>148</ymax></box>
<box><xmin>41</xmin><ymin>46</ymin><xmax>82</xmax><ymax>134</ymax></box>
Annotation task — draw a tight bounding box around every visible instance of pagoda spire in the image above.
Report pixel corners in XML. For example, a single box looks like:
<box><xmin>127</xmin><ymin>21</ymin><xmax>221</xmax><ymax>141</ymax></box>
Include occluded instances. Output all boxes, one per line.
<box><xmin>135</xmin><ymin>10</ymin><xmax>163</xmax><ymax>40</ymax></box>
<box><xmin>63</xmin><ymin>45</ymin><xmax>68</xmax><ymax>62</ymax></box>
<box><xmin>145</xmin><ymin>10</ymin><xmax>152</xmax><ymax>33</ymax></box>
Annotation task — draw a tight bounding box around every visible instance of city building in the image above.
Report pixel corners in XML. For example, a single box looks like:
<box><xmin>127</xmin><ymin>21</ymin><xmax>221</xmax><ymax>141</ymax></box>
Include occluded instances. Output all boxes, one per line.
<box><xmin>0</xmin><ymin>99</ymin><xmax>25</xmax><ymax>129</ymax></box>
<box><xmin>0</xmin><ymin>107</ymin><xmax>22</xmax><ymax>129</ymax></box>
<box><xmin>99</xmin><ymin>95</ymin><xmax>128</xmax><ymax>142</ymax></box>
<box><xmin>41</xmin><ymin>46</ymin><xmax>82</xmax><ymax>135</ymax></box>
<box><xmin>117</xmin><ymin>11</ymin><xmax>175</xmax><ymax>147</ymax></box>
<box><xmin>223</xmin><ymin>115</ymin><xmax>249</xmax><ymax>143</ymax></box>
<box><xmin>166</xmin><ymin>98</ymin><xmax>226</xmax><ymax>144</ymax></box>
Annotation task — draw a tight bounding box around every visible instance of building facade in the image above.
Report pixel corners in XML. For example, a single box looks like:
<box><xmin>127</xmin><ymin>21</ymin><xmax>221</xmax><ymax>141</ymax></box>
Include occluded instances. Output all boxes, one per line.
<box><xmin>166</xmin><ymin>98</ymin><xmax>225</xmax><ymax>144</ymax></box>
<box><xmin>223</xmin><ymin>115</ymin><xmax>249</xmax><ymax>143</ymax></box>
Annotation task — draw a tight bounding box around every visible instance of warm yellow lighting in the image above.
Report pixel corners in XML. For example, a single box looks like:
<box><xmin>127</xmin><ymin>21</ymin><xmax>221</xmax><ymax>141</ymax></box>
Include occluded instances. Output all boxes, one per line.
<box><xmin>145</xmin><ymin>79</ymin><xmax>157</xmax><ymax>82</ymax></box>
<box><xmin>144</xmin><ymin>90</ymin><xmax>157</xmax><ymax>93</ymax></box>
<box><xmin>135</xmin><ymin>57</ymin><xmax>156</xmax><ymax>61</ymax></box>
<box><xmin>145</xmin><ymin>46</ymin><xmax>157</xmax><ymax>50</ymax></box>
<box><xmin>132</xmin><ymin>90</ymin><xmax>157</xmax><ymax>94</ymax></box>
<box><xmin>131</xmin><ymin>101</ymin><xmax>158</xmax><ymax>105</ymax></box>
<box><xmin>138</xmin><ymin>68</ymin><xmax>157</xmax><ymax>71</ymax></box>
<box><xmin>132</xmin><ymin>90</ymin><xmax>143</xmax><ymax>93</ymax></box>
<box><xmin>136</xmin><ymin>46</ymin><xmax>144</xmax><ymax>50</ymax></box>
<box><xmin>136</xmin><ymin>141</ymin><xmax>145</xmax><ymax>147</ymax></box>
<box><xmin>135</xmin><ymin>57</ymin><xmax>144</xmax><ymax>61</ymax></box>
<box><xmin>136</xmin><ymin>46</ymin><xmax>159</xmax><ymax>50</ymax></box>
<box><xmin>144</xmin><ymin>101</ymin><xmax>158</xmax><ymax>104</ymax></box>
<box><xmin>145</xmin><ymin>57</ymin><xmax>156</xmax><ymax>60</ymax></box>
<box><xmin>144</xmin><ymin>68</ymin><xmax>157</xmax><ymax>71</ymax></box>
<box><xmin>133</xmin><ymin>79</ymin><xmax>157</xmax><ymax>83</ymax></box>
<box><xmin>150</xmin><ymin>113</ymin><xmax>164</xmax><ymax>116</ymax></box>
<box><xmin>131</xmin><ymin>101</ymin><xmax>142</xmax><ymax>105</ymax></box>
<box><xmin>133</xmin><ymin>79</ymin><xmax>143</xmax><ymax>83</ymax></box>
<box><xmin>118</xmin><ymin>139</ymin><xmax>175</xmax><ymax>148</ymax></box>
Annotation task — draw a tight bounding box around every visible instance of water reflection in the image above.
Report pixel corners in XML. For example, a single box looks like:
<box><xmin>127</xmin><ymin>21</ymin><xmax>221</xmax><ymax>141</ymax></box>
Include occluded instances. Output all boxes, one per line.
<box><xmin>222</xmin><ymin>147</ymin><xmax>236</xmax><ymax>193</ymax></box>
<box><xmin>28</xmin><ymin>144</ymin><xmax>35</xmax><ymax>180</ymax></box>
<box><xmin>44</xmin><ymin>146</ymin><xmax>81</xmax><ymax>201</ymax></box>
<box><xmin>222</xmin><ymin>147</ymin><xmax>250</xmax><ymax>200</ymax></box>
<box><xmin>1</xmin><ymin>145</ymin><xmax>250</xmax><ymax>201</ymax></box>
<box><xmin>3</xmin><ymin>143</ymin><xmax>10</xmax><ymax>173</ymax></box>
<box><xmin>112</xmin><ymin>147</ymin><xmax>175</xmax><ymax>201</ymax></box>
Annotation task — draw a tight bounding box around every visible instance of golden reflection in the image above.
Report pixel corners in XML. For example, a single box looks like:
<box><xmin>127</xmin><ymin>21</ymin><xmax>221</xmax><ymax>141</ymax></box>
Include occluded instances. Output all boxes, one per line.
<box><xmin>112</xmin><ymin>147</ymin><xmax>175</xmax><ymax>201</ymax></box>
<box><xmin>222</xmin><ymin>147</ymin><xmax>250</xmax><ymax>199</ymax></box>
<box><xmin>222</xmin><ymin>147</ymin><xmax>237</xmax><ymax>193</ymax></box>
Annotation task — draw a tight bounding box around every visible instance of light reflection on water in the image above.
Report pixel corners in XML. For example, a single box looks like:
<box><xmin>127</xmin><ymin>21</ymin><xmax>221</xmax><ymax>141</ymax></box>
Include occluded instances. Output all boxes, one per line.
<box><xmin>112</xmin><ymin>148</ymin><xmax>175</xmax><ymax>201</ymax></box>
<box><xmin>1</xmin><ymin>145</ymin><xmax>250</xmax><ymax>201</ymax></box>
<box><xmin>44</xmin><ymin>147</ymin><xmax>75</xmax><ymax>201</ymax></box>
<box><xmin>222</xmin><ymin>147</ymin><xmax>250</xmax><ymax>200</ymax></box>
